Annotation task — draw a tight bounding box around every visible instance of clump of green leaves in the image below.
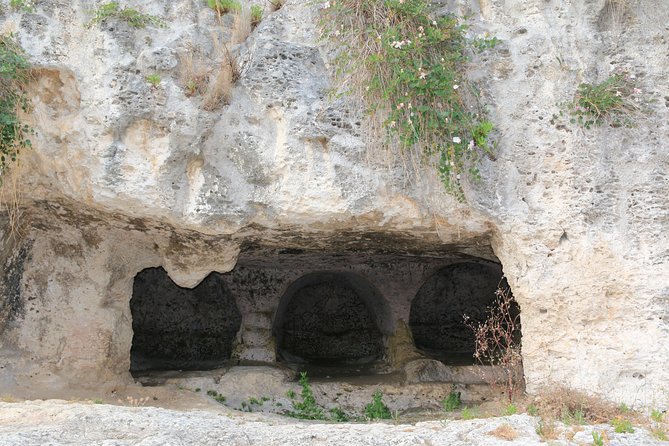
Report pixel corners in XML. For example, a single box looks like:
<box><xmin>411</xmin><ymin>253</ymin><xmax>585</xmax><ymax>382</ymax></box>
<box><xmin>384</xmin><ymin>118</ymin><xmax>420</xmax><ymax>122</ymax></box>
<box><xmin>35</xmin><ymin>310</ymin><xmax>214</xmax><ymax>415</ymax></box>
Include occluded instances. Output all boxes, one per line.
<box><xmin>329</xmin><ymin>407</ymin><xmax>350</xmax><ymax>422</ymax></box>
<box><xmin>461</xmin><ymin>406</ymin><xmax>476</xmax><ymax>420</ymax></box>
<box><xmin>90</xmin><ymin>2</ymin><xmax>165</xmax><ymax>29</ymax></box>
<box><xmin>9</xmin><ymin>0</ymin><xmax>34</xmax><ymax>12</ymax></box>
<box><xmin>251</xmin><ymin>5</ymin><xmax>263</xmax><ymax>28</ymax></box>
<box><xmin>207</xmin><ymin>0</ymin><xmax>242</xmax><ymax>14</ymax></box>
<box><xmin>442</xmin><ymin>386</ymin><xmax>462</xmax><ymax>412</ymax></box>
<box><xmin>288</xmin><ymin>372</ymin><xmax>326</xmax><ymax>420</ymax></box>
<box><xmin>651</xmin><ymin>408</ymin><xmax>664</xmax><ymax>423</ymax></box>
<box><xmin>206</xmin><ymin>389</ymin><xmax>227</xmax><ymax>404</ymax></box>
<box><xmin>526</xmin><ymin>404</ymin><xmax>539</xmax><ymax>416</ymax></box>
<box><xmin>0</xmin><ymin>34</ymin><xmax>32</xmax><ymax>180</ymax></box>
<box><xmin>145</xmin><ymin>74</ymin><xmax>161</xmax><ymax>87</ymax></box>
<box><xmin>364</xmin><ymin>390</ymin><xmax>391</xmax><ymax>420</ymax></box>
<box><xmin>611</xmin><ymin>417</ymin><xmax>635</xmax><ymax>433</ymax></box>
<box><xmin>504</xmin><ymin>403</ymin><xmax>518</xmax><ymax>416</ymax></box>
<box><xmin>322</xmin><ymin>0</ymin><xmax>497</xmax><ymax>197</ymax></box>
<box><xmin>592</xmin><ymin>431</ymin><xmax>605</xmax><ymax>446</ymax></box>
<box><xmin>561</xmin><ymin>73</ymin><xmax>639</xmax><ymax>129</ymax></box>
<box><xmin>562</xmin><ymin>407</ymin><xmax>586</xmax><ymax>425</ymax></box>
<box><xmin>653</xmin><ymin>429</ymin><xmax>668</xmax><ymax>441</ymax></box>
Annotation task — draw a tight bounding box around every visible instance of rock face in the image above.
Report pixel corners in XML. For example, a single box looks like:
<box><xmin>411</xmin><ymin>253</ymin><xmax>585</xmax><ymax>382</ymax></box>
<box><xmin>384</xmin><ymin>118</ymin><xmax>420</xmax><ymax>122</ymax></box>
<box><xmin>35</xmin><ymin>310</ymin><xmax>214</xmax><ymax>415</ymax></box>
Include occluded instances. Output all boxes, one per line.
<box><xmin>0</xmin><ymin>0</ymin><xmax>667</xmax><ymax>409</ymax></box>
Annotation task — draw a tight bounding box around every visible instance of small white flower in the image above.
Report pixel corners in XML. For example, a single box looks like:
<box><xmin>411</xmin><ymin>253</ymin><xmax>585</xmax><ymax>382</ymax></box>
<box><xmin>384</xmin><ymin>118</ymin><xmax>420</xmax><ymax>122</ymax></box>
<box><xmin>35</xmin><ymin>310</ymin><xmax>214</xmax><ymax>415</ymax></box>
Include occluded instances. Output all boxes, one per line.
<box><xmin>432</xmin><ymin>20</ymin><xmax>437</xmax><ymax>26</ymax></box>
<box><xmin>453</xmin><ymin>136</ymin><xmax>461</xmax><ymax>144</ymax></box>
<box><xmin>453</xmin><ymin>84</ymin><xmax>459</xmax><ymax>90</ymax></box>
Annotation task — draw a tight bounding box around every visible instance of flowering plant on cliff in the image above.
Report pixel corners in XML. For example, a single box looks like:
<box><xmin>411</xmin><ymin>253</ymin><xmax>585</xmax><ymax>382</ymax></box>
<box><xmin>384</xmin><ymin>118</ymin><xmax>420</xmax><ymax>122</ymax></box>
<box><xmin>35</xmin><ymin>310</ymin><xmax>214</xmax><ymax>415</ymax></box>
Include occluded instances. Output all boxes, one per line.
<box><xmin>321</xmin><ymin>0</ymin><xmax>498</xmax><ymax>198</ymax></box>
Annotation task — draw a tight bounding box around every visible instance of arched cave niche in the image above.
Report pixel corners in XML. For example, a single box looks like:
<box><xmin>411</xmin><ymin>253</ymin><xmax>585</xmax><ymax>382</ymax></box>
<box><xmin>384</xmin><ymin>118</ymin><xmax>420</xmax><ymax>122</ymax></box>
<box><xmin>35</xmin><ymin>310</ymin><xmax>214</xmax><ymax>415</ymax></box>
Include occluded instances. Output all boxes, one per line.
<box><xmin>409</xmin><ymin>262</ymin><xmax>520</xmax><ymax>365</ymax></box>
<box><xmin>273</xmin><ymin>271</ymin><xmax>393</xmax><ymax>367</ymax></box>
<box><xmin>129</xmin><ymin>267</ymin><xmax>242</xmax><ymax>373</ymax></box>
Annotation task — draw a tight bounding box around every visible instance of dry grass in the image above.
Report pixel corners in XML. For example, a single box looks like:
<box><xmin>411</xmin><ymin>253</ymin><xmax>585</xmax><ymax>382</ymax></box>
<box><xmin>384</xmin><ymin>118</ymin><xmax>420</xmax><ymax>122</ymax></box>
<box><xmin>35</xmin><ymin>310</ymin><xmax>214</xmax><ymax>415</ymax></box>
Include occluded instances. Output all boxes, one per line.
<box><xmin>530</xmin><ymin>385</ymin><xmax>638</xmax><ymax>425</ymax></box>
<box><xmin>202</xmin><ymin>58</ymin><xmax>235</xmax><ymax>110</ymax></box>
<box><xmin>487</xmin><ymin>423</ymin><xmax>518</xmax><ymax>441</ymax></box>
<box><xmin>268</xmin><ymin>0</ymin><xmax>285</xmax><ymax>12</ymax></box>
<box><xmin>231</xmin><ymin>7</ymin><xmax>252</xmax><ymax>45</ymax></box>
<box><xmin>535</xmin><ymin>418</ymin><xmax>559</xmax><ymax>441</ymax></box>
<box><xmin>178</xmin><ymin>49</ymin><xmax>211</xmax><ymax>97</ymax></box>
<box><xmin>0</xmin><ymin>156</ymin><xmax>27</xmax><ymax>241</ymax></box>
<box><xmin>606</xmin><ymin>0</ymin><xmax>631</xmax><ymax>28</ymax></box>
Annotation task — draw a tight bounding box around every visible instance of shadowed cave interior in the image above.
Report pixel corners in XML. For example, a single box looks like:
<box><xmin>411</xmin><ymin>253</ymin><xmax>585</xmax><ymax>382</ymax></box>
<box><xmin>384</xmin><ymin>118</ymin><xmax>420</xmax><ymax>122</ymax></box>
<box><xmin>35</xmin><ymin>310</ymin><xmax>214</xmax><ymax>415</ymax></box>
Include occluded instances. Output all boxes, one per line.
<box><xmin>129</xmin><ymin>250</ymin><xmax>519</xmax><ymax>377</ymax></box>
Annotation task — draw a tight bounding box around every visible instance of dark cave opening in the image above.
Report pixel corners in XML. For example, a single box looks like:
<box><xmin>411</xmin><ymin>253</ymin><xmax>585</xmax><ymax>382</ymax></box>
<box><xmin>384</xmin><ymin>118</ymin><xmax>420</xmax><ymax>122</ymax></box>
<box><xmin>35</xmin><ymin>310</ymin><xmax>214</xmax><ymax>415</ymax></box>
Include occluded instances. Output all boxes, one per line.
<box><xmin>409</xmin><ymin>262</ymin><xmax>519</xmax><ymax>365</ymax></box>
<box><xmin>273</xmin><ymin>271</ymin><xmax>392</xmax><ymax>368</ymax></box>
<box><xmin>129</xmin><ymin>267</ymin><xmax>242</xmax><ymax>373</ymax></box>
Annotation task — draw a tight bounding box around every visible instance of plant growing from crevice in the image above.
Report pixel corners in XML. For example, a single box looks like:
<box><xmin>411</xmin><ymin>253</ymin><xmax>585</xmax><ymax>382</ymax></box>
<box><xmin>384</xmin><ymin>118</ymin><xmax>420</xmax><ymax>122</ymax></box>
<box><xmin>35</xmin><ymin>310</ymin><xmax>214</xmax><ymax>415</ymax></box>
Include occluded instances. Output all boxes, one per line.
<box><xmin>206</xmin><ymin>389</ymin><xmax>227</xmax><ymax>404</ymax></box>
<box><xmin>89</xmin><ymin>2</ymin><xmax>165</xmax><ymax>28</ymax></box>
<box><xmin>268</xmin><ymin>0</ymin><xmax>285</xmax><ymax>11</ymax></box>
<box><xmin>364</xmin><ymin>390</ymin><xmax>391</xmax><ymax>420</ymax></box>
<box><xmin>9</xmin><ymin>0</ymin><xmax>34</xmax><ymax>12</ymax></box>
<box><xmin>592</xmin><ymin>431</ymin><xmax>605</xmax><ymax>446</ymax></box>
<box><xmin>611</xmin><ymin>417</ymin><xmax>634</xmax><ymax>433</ymax></box>
<box><xmin>321</xmin><ymin>0</ymin><xmax>498</xmax><ymax>197</ymax></box>
<box><xmin>145</xmin><ymin>74</ymin><xmax>161</xmax><ymax>88</ymax></box>
<box><xmin>464</xmin><ymin>283</ymin><xmax>522</xmax><ymax>403</ymax></box>
<box><xmin>207</xmin><ymin>0</ymin><xmax>242</xmax><ymax>15</ymax></box>
<box><xmin>251</xmin><ymin>5</ymin><xmax>263</xmax><ymax>28</ymax></box>
<box><xmin>556</xmin><ymin>72</ymin><xmax>640</xmax><ymax>129</ymax></box>
<box><xmin>442</xmin><ymin>385</ymin><xmax>461</xmax><ymax>412</ymax></box>
<box><xmin>288</xmin><ymin>371</ymin><xmax>326</xmax><ymax>420</ymax></box>
<box><xmin>329</xmin><ymin>407</ymin><xmax>349</xmax><ymax>422</ymax></box>
<box><xmin>0</xmin><ymin>33</ymin><xmax>32</xmax><ymax>182</ymax></box>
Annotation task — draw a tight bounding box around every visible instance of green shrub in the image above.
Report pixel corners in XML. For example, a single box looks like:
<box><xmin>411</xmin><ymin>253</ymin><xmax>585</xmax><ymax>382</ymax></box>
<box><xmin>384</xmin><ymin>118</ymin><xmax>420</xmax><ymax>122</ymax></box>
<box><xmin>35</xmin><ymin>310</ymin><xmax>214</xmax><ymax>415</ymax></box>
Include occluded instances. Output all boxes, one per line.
<box><xmin>322</xmin><ymin>0</ymin><xmax>498</xmax><ymax>197</ymax></box>
<box><xmin>526</xmin><ymin>404</ymin><xmax>539</xmax><ymax>416</ymax></box>
<box><xmin>145</xmin><ymin>74</ymin><xmax>161</xmax><ymax>87</ymax></box>
<box><xmin>9</xmin><ymin>0</ymin><xmax>33</xmax><ymax>12</ymax></box>
<box><xmin>205</xmin><ymin>389</ymin><xmax>226</xmax><ymax>404</ymax></box>
<box><xmin>611</xmin><ymin>417</ymin><xmax>634</xmax><ymax>434</ymax></box>
<box><xmin>651</xmin><ymin>409</ymin><xmax>664</xmax><ymax>423</ymax></box>
<box><xmin>251</xmin><ymin>5</ymin><xmax>263</xmax><ymax>27</ymax></box>
<box><xmin>288</xmin><ymin>372</ymin><xmax>326</xmax><ymax>420</ymax></box>
<box><xmin>364</xmin><ymin>390</ymin><xmax>391</xmax><ymax>420</ymax></box>
<box><xmin>561</xmin><ymin>73</ymin><xmax>639</xmax><ymax>129</ymax></box>
<box><xmin>442</xmin><ymin>387</ymin><xmax>461</xmax><ymax>412</ymax></box>
<box><xmin>329</xmin><ymin>407</ymin><xmax>349</xmax><ymax>422</ymax></box>
<box><xmin>207</xmin><ymin>0</ymin><xmax>242</xmax><ymax>14</ymax></box>
<box><xmin>592</xmin><ymin>431</ymin><xmax>604</xmax><ymax>446</ymax></box>
<box><xmin>0</xmin><ymin>33</ymin><xmax>32</xmax><ymax>180</ymax></box>
<box><xmin>504</xmin><ymin>403</ymin><xmax>517</xmax><ymax>416</ymax></box>
<box><xmin>461</xmin><ymin>406</ymin><xmax>476</xmax><ymax>420</ymax></box>
<box><xmin>90</xmin><ymin>2</ymin><xmax>164</xmax><ymax>28</ymax></box>
<box><xmin>562</xmin><ymin>407</ymin><xmax>586</xmax><ymax>425</ymax></box>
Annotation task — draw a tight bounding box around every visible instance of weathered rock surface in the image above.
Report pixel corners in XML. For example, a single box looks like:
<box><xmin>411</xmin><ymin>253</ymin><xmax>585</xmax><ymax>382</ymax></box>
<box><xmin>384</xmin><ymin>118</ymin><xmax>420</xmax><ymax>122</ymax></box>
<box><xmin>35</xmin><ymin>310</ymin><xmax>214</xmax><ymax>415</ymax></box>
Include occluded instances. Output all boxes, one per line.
<box><xmin>0</xmin><ymin>0</ymin><xmax>667</xmax><ymax>409</ymax></box>
<box><xmin>0</xmin><ymin>401</ymin><xmax>665</xmax><ymax>446</ymax></box>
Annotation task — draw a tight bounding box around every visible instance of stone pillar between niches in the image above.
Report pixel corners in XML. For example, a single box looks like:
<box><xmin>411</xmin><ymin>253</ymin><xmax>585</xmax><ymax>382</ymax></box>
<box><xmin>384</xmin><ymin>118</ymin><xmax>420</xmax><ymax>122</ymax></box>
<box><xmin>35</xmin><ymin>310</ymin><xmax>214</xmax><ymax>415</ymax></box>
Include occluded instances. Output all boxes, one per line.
<box><xmin>232</xmin><ymin>311</ymin><xmax>276</xmax><ymax>363</ymax></box>
<box><xmin>387</xmin><ymin>320</ymin><xmax>424</xmax><ymax>368</ymax></box>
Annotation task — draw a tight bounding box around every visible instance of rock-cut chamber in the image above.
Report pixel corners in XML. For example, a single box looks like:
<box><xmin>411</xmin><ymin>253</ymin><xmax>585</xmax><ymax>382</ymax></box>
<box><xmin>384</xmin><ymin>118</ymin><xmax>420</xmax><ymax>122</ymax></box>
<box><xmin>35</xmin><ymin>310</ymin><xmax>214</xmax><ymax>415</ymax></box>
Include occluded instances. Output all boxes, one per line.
<box><xmin>409</xmin><ymin>262</ymin><xmax>519</xmax><ymax>365</ymax></box>
<box><xmin>273</xmin><ymin>271</ymin><xmax>391</xmax><ymax>366</ymax></box>
<box><xmin>129</xmin><ymin>267</ymin><xmax>242</xmax><ymax>373</ymax></box>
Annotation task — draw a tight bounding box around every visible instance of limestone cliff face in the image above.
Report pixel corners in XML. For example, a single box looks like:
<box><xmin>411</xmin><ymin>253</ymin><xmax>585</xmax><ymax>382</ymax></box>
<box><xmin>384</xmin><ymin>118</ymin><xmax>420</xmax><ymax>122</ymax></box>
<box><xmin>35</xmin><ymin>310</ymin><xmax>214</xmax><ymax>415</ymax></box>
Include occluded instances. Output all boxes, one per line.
<box><xmin>0</xmin><ymin>0</ymin><xmax>667</xmax><ymax>407</ymax></box>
